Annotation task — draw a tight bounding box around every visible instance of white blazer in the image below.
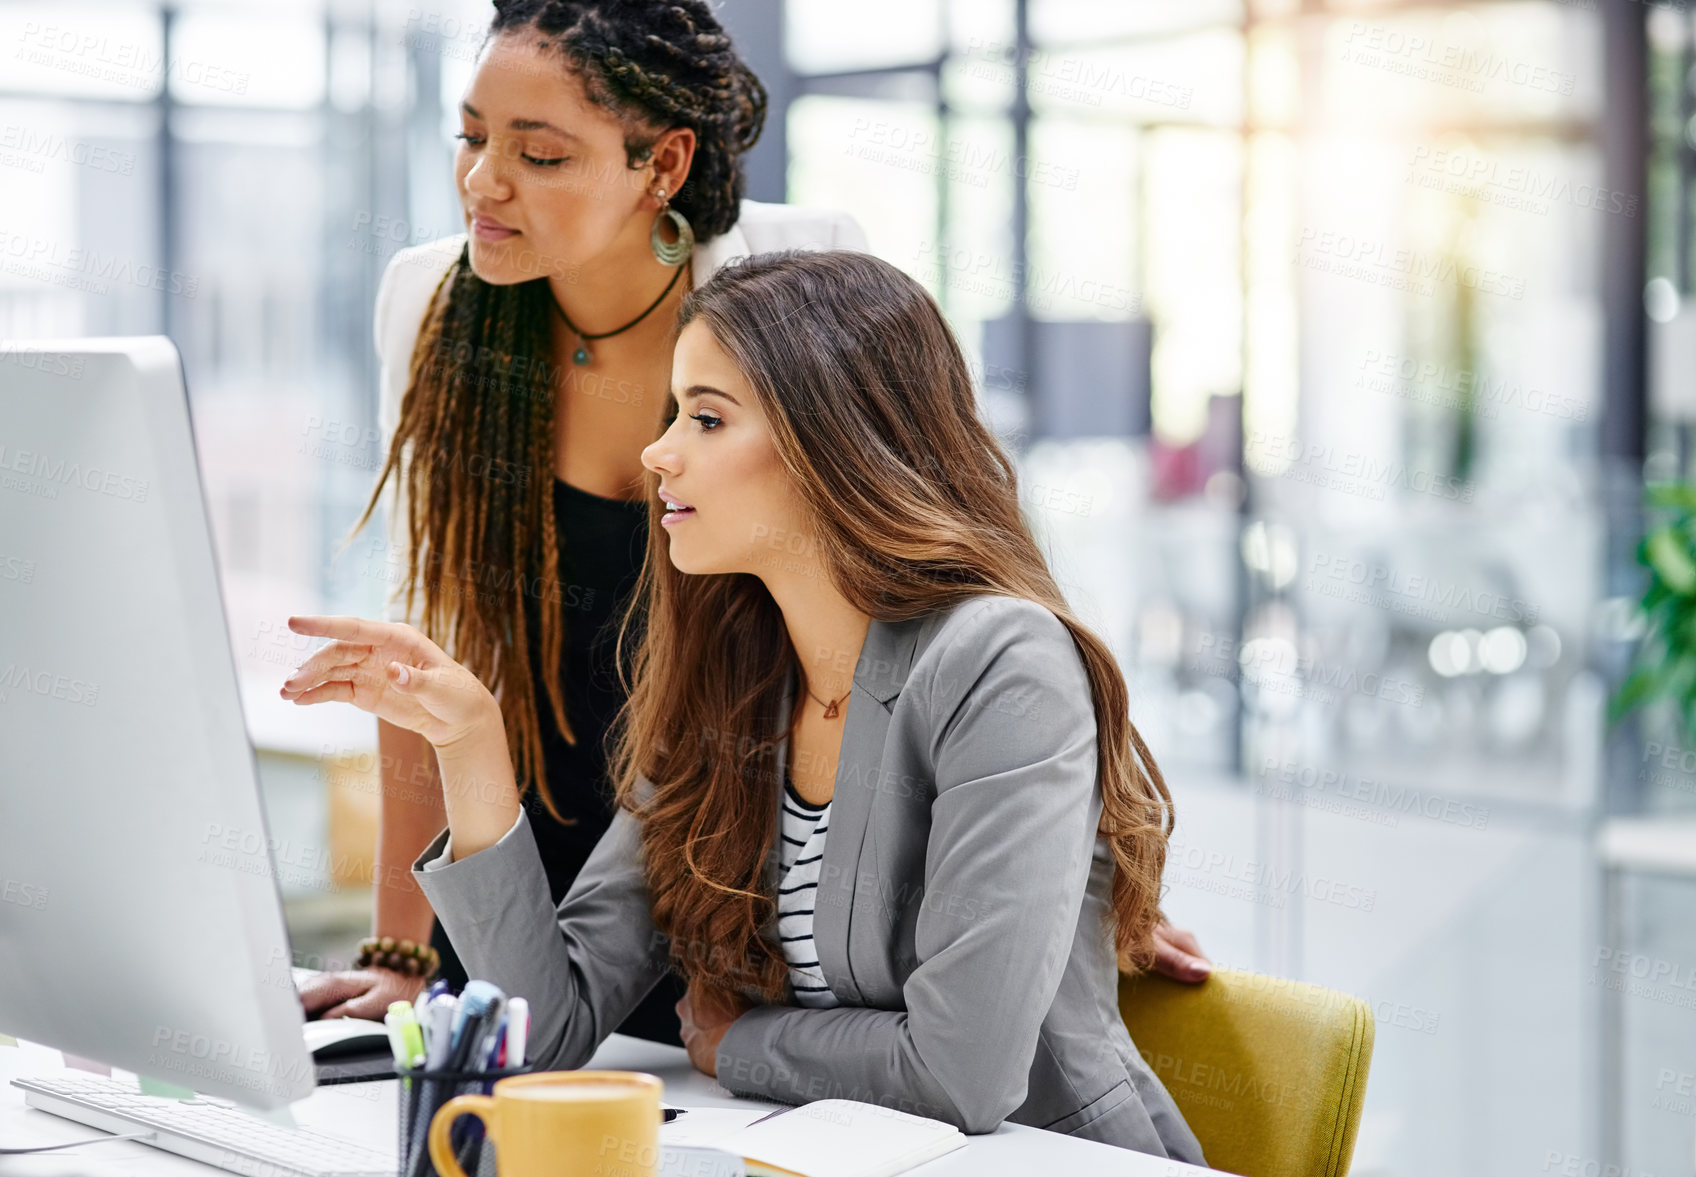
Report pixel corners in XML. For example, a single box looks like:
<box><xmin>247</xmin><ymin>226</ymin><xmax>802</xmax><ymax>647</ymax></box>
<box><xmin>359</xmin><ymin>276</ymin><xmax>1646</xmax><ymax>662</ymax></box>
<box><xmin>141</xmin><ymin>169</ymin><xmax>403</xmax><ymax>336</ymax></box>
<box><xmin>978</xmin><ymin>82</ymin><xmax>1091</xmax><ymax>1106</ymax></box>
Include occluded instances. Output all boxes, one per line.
<box><xmin>368</xmin><ymin>200</ymin><xmax>871</xmax><ymax>628</ymax></box>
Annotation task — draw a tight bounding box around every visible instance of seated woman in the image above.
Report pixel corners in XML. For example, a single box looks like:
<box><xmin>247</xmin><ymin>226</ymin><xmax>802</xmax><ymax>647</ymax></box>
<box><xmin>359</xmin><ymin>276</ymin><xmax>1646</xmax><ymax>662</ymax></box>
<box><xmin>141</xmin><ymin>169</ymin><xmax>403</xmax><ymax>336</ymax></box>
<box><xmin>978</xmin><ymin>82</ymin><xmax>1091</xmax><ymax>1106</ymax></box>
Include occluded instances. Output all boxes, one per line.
<box><xmin>282</xmin><ymin>249</ymin><xmax>1204</xmax><ymax>1161</ymax></box>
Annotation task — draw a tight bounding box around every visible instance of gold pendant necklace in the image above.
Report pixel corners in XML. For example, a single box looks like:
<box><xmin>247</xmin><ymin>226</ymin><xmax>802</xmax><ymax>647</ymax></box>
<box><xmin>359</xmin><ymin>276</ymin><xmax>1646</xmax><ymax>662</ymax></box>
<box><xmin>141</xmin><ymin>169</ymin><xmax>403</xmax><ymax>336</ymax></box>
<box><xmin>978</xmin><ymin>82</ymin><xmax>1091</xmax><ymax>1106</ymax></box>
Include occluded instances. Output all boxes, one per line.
<box><xmin>803</xmin><ymin>683</ymin><xmax>846</xmax><ymax>720</ymax></box>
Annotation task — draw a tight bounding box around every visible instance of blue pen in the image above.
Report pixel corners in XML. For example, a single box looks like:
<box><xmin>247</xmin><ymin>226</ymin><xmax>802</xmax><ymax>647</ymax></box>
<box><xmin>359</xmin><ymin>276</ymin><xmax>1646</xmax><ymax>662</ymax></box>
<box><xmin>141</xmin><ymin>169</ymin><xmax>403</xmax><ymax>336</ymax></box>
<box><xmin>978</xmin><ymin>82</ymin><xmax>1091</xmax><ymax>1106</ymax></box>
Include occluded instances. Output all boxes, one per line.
<box><xmin>416</xmin><ymin>979</ymin><xmax>450</xmax><ymax>1049</ymax></box>
<box><xmin>483</xmin><ymin>1013</ymin><xmax>505</xmax><ymax>1070</ymax></box>
<box><xmin>447</xmin><ymin>981</ymin><xmax>502</xmax><ymax>1070</ymax></box>
<box><xmin>421</xmin><ymin>978</ymin><xmax>451</xmax><ymax>1010</ymax></box>
<box><xmin>471</xmin><ymin>996</ymin><xmax>505</xmax><ymax>1072</ymax></box>
<box><xmin>455</xmin><ymin>998</ymin><xmax>505</xmax><ymax>1161</ymax></box>
<box><xmin>447</xmin><ymin>986</ymin><xmax>504</xmax><ymax>1173</ymax></box>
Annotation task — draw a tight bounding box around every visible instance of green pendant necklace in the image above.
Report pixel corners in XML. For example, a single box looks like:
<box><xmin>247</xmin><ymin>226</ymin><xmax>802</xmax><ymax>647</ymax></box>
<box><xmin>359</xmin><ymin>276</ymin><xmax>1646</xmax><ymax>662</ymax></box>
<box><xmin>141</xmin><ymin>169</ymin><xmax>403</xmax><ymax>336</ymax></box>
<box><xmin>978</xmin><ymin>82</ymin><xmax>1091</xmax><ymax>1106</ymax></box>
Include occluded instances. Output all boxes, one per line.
<box><xmin>546</xmin><ymin>262</ymin><xmax>688</xmax><ymax>366</ymax></box>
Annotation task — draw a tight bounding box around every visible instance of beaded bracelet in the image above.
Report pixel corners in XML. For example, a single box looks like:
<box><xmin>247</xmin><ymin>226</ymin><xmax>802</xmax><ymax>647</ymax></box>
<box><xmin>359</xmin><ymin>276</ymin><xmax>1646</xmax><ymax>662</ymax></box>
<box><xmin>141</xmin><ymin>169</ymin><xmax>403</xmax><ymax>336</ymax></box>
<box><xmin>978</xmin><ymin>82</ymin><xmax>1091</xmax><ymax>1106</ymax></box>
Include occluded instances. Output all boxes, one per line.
<box><xmin>356</xmin><ymin>935</ymin><xmax>440</xmax><ymax>980</ymax></box>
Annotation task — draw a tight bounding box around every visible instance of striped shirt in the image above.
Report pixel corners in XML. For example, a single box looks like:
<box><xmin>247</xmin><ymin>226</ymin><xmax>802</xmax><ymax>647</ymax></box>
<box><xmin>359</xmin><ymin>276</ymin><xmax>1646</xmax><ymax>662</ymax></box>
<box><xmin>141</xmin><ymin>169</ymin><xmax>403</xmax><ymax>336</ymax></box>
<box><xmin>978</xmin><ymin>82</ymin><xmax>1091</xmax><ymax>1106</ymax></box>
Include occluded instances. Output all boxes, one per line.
<box><xmin>777</xmin><ymin>774</ymin><xmax>839</xmax><ymax>1008</ymax></box>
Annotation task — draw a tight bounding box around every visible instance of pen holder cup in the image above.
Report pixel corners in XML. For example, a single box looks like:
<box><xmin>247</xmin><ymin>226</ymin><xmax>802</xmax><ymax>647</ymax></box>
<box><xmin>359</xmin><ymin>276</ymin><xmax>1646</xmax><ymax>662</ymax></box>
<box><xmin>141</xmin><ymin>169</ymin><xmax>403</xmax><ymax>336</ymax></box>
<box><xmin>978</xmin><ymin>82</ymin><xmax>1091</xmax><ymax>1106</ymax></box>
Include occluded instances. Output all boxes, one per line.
<box><xmin>397</xmin><ymin>1062</ymin><xmax>533</xmax><ymax>1177</ymax></box>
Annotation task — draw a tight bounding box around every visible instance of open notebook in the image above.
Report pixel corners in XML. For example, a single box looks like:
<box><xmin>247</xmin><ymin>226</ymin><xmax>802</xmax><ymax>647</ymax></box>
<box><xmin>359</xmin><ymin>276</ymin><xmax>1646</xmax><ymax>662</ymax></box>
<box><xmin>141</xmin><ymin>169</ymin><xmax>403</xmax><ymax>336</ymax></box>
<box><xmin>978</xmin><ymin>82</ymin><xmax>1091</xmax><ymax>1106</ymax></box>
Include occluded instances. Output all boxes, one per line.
<box><xmin>661</xmin><ymin>1100</ymin><xmax>966</xmax><ymax>1177</ymax></box>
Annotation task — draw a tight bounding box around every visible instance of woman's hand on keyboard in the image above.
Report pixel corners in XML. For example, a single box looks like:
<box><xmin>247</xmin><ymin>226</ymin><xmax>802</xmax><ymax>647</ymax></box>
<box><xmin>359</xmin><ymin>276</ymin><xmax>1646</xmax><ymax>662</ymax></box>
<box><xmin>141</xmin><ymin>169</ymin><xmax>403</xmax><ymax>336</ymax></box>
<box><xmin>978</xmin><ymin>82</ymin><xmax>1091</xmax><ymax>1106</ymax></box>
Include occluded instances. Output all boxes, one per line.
<box><xmin>297</xmin><ymin>967</ymin><xmax>426</xmax><ymax>1020</ymax></box>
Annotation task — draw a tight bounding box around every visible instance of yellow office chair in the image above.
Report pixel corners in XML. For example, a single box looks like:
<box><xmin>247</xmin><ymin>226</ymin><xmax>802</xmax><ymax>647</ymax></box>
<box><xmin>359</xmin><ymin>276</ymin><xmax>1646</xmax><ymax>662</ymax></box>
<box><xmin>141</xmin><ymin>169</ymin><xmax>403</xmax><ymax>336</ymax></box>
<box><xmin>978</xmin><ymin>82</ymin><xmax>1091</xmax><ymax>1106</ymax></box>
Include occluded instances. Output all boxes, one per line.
<box><xmin>1119</xmin><ymin>967</ymin><xmax>1374</xmax><ymax>1177</ymax></box>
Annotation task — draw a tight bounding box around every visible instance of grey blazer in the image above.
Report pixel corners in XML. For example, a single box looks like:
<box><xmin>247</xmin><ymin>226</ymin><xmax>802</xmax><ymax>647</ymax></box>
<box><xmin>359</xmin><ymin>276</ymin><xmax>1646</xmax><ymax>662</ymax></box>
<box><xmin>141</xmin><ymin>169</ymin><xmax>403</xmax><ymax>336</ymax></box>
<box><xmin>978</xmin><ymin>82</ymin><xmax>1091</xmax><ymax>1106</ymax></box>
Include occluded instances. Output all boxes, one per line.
<box><xmin>411</xmin><ymin>593</ymin><xmax>1204</xmax><ymax>1162</ymax></box>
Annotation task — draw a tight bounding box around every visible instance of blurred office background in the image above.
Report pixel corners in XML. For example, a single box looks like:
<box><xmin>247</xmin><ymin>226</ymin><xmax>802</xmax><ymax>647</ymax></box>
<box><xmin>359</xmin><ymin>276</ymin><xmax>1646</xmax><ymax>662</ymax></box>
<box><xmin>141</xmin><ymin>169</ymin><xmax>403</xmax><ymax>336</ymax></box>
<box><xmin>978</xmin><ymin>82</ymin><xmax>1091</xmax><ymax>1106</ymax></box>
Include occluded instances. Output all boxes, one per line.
<box><xmin>3</xmin><ymin>0</ymin><xmax>1695</xmax><ymax>1172</ymax></box>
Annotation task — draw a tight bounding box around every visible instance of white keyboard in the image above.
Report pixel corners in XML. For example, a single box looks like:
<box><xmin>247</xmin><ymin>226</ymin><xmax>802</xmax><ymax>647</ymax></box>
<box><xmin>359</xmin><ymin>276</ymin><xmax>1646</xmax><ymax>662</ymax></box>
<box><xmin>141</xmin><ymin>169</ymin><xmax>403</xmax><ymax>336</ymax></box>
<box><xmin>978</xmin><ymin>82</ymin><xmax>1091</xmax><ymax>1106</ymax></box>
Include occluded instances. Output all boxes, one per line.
<box><xmin>12</xmin><ymin>1074</ymin><xmax>394</xmax><ymax>1177</ymax></box>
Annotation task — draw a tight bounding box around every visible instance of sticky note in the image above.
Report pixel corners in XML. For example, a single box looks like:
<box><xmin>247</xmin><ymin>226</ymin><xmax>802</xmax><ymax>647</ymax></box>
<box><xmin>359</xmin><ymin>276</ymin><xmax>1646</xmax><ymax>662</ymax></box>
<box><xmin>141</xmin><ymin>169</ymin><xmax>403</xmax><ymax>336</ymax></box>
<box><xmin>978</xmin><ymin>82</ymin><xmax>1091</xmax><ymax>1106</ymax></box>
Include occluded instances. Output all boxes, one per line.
<box><xmin>62</xmin><ymin>1053</ymin><xmax>111</xmax><ymax>1076</ymax></box>
<box><xmin>0</xmin><ymin>1033</ymin><xmax>16</xmax><ymax>1047</ymax></box>
<box><xmin>138</xmin><ymin>1075</ymin><xmax>197</xmax><ymax>1100</ymax></box>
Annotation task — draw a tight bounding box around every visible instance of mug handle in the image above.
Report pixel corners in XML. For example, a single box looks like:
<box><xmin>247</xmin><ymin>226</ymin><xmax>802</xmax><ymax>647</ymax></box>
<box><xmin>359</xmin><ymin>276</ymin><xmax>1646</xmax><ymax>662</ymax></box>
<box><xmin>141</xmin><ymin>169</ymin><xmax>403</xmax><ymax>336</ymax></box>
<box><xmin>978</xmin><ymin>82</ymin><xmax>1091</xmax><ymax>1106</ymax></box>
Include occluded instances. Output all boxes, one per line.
<box><xmin>428</xmin><ymin>1094</ymin><xmax>495</xmax><ymax>1177</ymax></box>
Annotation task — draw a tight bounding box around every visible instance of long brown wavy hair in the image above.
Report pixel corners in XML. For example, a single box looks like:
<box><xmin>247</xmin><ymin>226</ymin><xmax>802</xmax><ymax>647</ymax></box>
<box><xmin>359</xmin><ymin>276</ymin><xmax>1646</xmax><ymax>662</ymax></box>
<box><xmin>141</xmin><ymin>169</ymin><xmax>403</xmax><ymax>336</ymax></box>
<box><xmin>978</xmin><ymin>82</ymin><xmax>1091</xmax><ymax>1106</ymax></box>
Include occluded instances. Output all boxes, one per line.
<box><xmin>609</xmin><ymin>249</ymin><xmax>1176</xmax><ymax>1001</ymax></box>
<box><xmin>347</xmin><ymin>0</ymin><xmax>765</xmax><ymax>821</ymax></box>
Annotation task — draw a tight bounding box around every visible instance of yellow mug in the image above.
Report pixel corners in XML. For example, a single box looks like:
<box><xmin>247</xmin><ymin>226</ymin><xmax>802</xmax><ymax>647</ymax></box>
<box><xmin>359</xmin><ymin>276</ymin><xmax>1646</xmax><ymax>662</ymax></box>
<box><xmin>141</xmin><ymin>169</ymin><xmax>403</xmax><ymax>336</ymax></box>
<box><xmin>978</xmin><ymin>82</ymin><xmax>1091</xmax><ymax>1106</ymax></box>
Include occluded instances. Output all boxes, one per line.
<box><xmin>427</xmin><ymin>1070</ymin><xmax>664</xmax><ymax>1177</ymax></box>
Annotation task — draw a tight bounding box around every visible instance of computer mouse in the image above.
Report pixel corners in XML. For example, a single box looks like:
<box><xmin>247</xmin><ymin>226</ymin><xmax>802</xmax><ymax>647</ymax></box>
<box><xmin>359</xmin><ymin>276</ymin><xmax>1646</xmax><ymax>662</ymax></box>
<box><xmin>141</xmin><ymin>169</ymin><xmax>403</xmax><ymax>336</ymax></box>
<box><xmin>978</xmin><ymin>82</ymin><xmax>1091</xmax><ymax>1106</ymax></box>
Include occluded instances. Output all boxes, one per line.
<box><xmin>301</xmin><ymin>1017</ymin><xmax>393</xmax><ymax>1060</ymax></box>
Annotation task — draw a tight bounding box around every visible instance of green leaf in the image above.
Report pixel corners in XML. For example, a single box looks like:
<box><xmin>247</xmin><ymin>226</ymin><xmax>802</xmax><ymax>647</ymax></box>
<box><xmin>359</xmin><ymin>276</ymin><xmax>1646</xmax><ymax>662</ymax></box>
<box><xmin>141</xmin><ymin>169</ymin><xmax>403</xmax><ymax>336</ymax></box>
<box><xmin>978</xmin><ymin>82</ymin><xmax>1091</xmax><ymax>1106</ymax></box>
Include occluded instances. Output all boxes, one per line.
<box><xmin>1615</xmin><ymin>481</ymin><xmax>1696</xmax><ymax>727</ymax></box>
<box><xmin>1646</xmin><ymin>524</ymin><xmax>1696</xmax><ymax>596</ymax></box>
<box><xmin>1611</xmin><ymin>660</ymin><xmax>1672</xmax><ymax>724</ymax></box>
<box><xmin>1649</xmin><ymin>482</ymin><xmax>1696</xmax><ymax>513</ymax></box>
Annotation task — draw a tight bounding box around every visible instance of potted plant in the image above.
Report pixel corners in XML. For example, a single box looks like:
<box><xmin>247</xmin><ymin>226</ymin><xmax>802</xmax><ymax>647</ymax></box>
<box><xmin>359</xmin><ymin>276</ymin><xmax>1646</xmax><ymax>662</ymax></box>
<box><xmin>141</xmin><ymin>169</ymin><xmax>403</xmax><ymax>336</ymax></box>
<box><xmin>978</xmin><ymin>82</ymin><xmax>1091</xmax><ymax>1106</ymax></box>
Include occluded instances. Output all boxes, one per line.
<box><xmin>1610</xmin><ymin>482</ymin><xmax>1696</xmax><ymax>744</ymax></box>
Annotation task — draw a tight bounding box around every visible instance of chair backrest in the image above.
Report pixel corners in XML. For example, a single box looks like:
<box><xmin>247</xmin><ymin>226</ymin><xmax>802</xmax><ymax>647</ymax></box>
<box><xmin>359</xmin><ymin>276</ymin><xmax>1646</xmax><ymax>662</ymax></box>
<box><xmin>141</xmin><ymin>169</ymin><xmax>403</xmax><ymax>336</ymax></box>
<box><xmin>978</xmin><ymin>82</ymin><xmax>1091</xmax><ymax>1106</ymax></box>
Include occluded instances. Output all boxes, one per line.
<box><xmin>1119</xmin><ymin>967</ymin><xmax>1374</xmax><ymax>1177</ymax></box>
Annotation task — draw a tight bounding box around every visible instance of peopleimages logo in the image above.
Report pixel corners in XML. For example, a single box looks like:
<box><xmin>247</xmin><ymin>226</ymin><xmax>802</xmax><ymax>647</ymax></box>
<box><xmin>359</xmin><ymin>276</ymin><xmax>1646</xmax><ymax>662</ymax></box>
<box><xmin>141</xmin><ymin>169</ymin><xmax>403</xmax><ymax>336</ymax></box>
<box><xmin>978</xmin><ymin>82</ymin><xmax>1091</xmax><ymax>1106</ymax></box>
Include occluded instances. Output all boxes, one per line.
<box><xmin>0</xmin><ymin>878</ymin><xmax>49</xmax><ymax>910</ymax></box>
<box><xmin>0</xmin><ymin>123</ymin><xmax>135</xmax><ymax>175</ymax></box>
<box><xmin>844</xmin><ymin>117</ymin><xmax>1081</xmax><ymax>192</ymax></box>
<box><xmin>913</xmin><ymin>239</ymin><xmax>1140</xmax><ymax>315</ymax></box>
<box><xmin>0</xmin><ymin>344</ymin><xmax>85</xmax><ymax>379</ymax></box>
<box><xmin>0</xmin><ymin>553</ymin><xmax>36</xmax><ymax>584</ymax></box>
<box><xmin>1257</xmin><ymin>756</ymin><xmax>1492</xmax><ymax>831</ymax></box>
<box><xmin>1355</xmin><ymin>349</ymin><xmax>1589</xmax><ymax>423</ymax></box>
<box><xmin>0</xmin><ymin>663</ymin><xmax>99</xmax><ymax>706</ymax></box>
<box><xmin>1247</xmin><ymin>430</ymin><xmax>1475</xmax><ymax>504</ymax></box>
<box><xmin>1167</xmin><ymin>835</ymin><xmax>1379</xmax><ymax>912</ymax></box>
<box><xmin>1404</xmin><ymin>146</ymin><xmax>1638</xmax><ymax>219</ymax></box>
<box><xmin>0</xmin><ymin>232</ymin><xmax>198</xmax><ymax>297</ymax></box>
<box><xmin>961</xmin><ymin>38</ymin><xmax>1195</xmax><ymax>110</ymax></box>
<box><xmin>1195</xmin><ymin>631</ymin><xmax>1426</xmax><ymax>708</ymax></box>
<box><xmin>1295</xmin><ymin>226</ymin><xmax>1527</xmax><ymax>300</ymax></box>
<box><xmin>1307</xmin><ymin>551</ymin><xmax>1540</xmax><ymax>625</ymax></box>
<box><xmin>0</xmin><ymin>441</ymin><xmax>150</xmax><ymax>503</ymax></box>
<box><xmin>1340</xmin><ymin>22</ymin><xmax>1575</xmax><ymax>96</ymax></box>
<box><xmin>16</xmin><ymin>22</ymin><xmax>249</xmax><ymax>95</ymax></box>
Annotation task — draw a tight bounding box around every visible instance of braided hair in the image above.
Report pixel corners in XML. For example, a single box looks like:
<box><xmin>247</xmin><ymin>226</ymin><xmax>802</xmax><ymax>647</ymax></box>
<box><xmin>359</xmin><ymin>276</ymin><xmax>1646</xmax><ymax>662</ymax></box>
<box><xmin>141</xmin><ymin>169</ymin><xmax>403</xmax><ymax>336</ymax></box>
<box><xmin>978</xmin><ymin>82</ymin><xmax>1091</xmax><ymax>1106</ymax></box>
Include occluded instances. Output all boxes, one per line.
<box><xmin>489</xmin><ymin>0</ymin><xmax>766</xmax><ymax>239</ymax></box>
<box><xmin>348</xmin><ymin>1</ymin><xmax>765</xmax><ymax>823</ymax></box>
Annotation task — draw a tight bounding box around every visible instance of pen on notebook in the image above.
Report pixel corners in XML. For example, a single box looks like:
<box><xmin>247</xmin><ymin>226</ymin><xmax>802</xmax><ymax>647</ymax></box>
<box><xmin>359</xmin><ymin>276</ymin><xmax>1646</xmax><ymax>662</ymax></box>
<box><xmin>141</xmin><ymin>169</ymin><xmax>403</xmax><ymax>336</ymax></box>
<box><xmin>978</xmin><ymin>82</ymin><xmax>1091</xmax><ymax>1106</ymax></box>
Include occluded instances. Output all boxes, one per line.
<box><xmin>743</xmin><ymin>1106</ymin><xmax>794</xmax><ymax>1127</ymax></box>
<box><xmin>662</xmin><ymin>1108</ymin><xmax>686</xmax><ymax>1123</ymax></box>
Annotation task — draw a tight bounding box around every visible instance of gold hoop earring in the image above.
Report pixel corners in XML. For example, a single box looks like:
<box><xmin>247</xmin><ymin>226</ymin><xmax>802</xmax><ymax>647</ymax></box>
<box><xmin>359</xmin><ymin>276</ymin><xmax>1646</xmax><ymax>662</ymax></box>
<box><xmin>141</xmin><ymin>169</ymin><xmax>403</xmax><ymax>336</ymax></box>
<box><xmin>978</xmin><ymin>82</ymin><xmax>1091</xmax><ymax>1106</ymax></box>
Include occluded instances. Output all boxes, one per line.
<box><xmin>650</xmin><ymin>187</ymin><xmax>694</xmax><ymax>267</ymax></box>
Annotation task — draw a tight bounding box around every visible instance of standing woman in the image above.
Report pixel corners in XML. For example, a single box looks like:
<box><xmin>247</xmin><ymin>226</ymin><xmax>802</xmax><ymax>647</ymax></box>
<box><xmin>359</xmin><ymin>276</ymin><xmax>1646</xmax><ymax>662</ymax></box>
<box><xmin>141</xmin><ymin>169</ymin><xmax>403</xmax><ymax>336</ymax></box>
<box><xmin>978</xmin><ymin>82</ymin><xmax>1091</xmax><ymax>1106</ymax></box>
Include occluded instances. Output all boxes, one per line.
<box><xmin>293</xmin><ymin>0</ymin><xmax>866</xmax><ymax>1043</ymax></box>
<box><xmin>294</xmin><ymin>0</ymin><xmax>1211</xmax><ymax>1042</ymax></box>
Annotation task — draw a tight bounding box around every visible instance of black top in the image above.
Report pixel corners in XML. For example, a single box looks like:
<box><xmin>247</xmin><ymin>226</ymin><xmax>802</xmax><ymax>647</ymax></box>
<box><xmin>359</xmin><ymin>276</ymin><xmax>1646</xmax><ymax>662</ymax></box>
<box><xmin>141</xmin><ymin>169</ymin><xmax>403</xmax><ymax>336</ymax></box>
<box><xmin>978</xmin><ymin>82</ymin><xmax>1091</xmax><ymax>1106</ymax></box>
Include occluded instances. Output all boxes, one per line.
<box><xmin>783</xmin><ymin>774</ymin><xmax>828</xmax><ymax>812</ymax></box>
<box><xmin>428</xmin><ymin>477</ymin><xmax>688</xmax><ymax>1045</ymax></box>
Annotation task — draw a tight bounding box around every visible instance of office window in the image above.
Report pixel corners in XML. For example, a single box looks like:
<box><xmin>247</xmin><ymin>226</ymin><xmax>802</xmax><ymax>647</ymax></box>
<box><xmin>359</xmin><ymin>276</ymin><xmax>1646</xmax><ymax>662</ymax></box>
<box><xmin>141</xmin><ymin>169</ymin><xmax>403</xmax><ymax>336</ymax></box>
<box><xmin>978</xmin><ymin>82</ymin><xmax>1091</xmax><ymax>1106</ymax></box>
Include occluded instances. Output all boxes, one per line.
<box><xmin>785</xmin><ymin>0</ymin><xmax>943</xmax><ymax>74</ymax></box>
<box><xmin>2</xmin><ymin>4</ymin><xmax>163</xmax><ymax>102</ymax></box>
<box><xmin>168</xmin><ymin>7</ymin><xmax>325</xmax><ymax>108</ymax></box>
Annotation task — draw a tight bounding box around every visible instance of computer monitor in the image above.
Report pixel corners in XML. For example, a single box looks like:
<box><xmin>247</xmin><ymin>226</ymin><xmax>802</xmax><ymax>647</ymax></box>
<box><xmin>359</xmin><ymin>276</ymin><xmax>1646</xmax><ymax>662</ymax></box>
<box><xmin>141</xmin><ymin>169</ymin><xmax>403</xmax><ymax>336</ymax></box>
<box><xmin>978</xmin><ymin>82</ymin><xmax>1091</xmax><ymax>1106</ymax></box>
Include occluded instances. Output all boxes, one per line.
<box><xmin>0</xmin><ymin>336</ymin><xmax>315</xmax><ymax>1108</ymax></box>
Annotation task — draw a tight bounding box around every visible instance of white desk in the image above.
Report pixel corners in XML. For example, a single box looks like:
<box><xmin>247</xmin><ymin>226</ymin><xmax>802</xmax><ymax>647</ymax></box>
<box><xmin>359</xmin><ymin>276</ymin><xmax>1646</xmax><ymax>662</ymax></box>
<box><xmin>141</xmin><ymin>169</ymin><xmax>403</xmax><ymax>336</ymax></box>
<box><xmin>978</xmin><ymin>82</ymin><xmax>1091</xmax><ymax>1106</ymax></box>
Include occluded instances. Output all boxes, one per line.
<box><xmin>0</xmin><ymin>1034</ymin><xmax>1220</xmax><ymax>1177</ymax></box>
